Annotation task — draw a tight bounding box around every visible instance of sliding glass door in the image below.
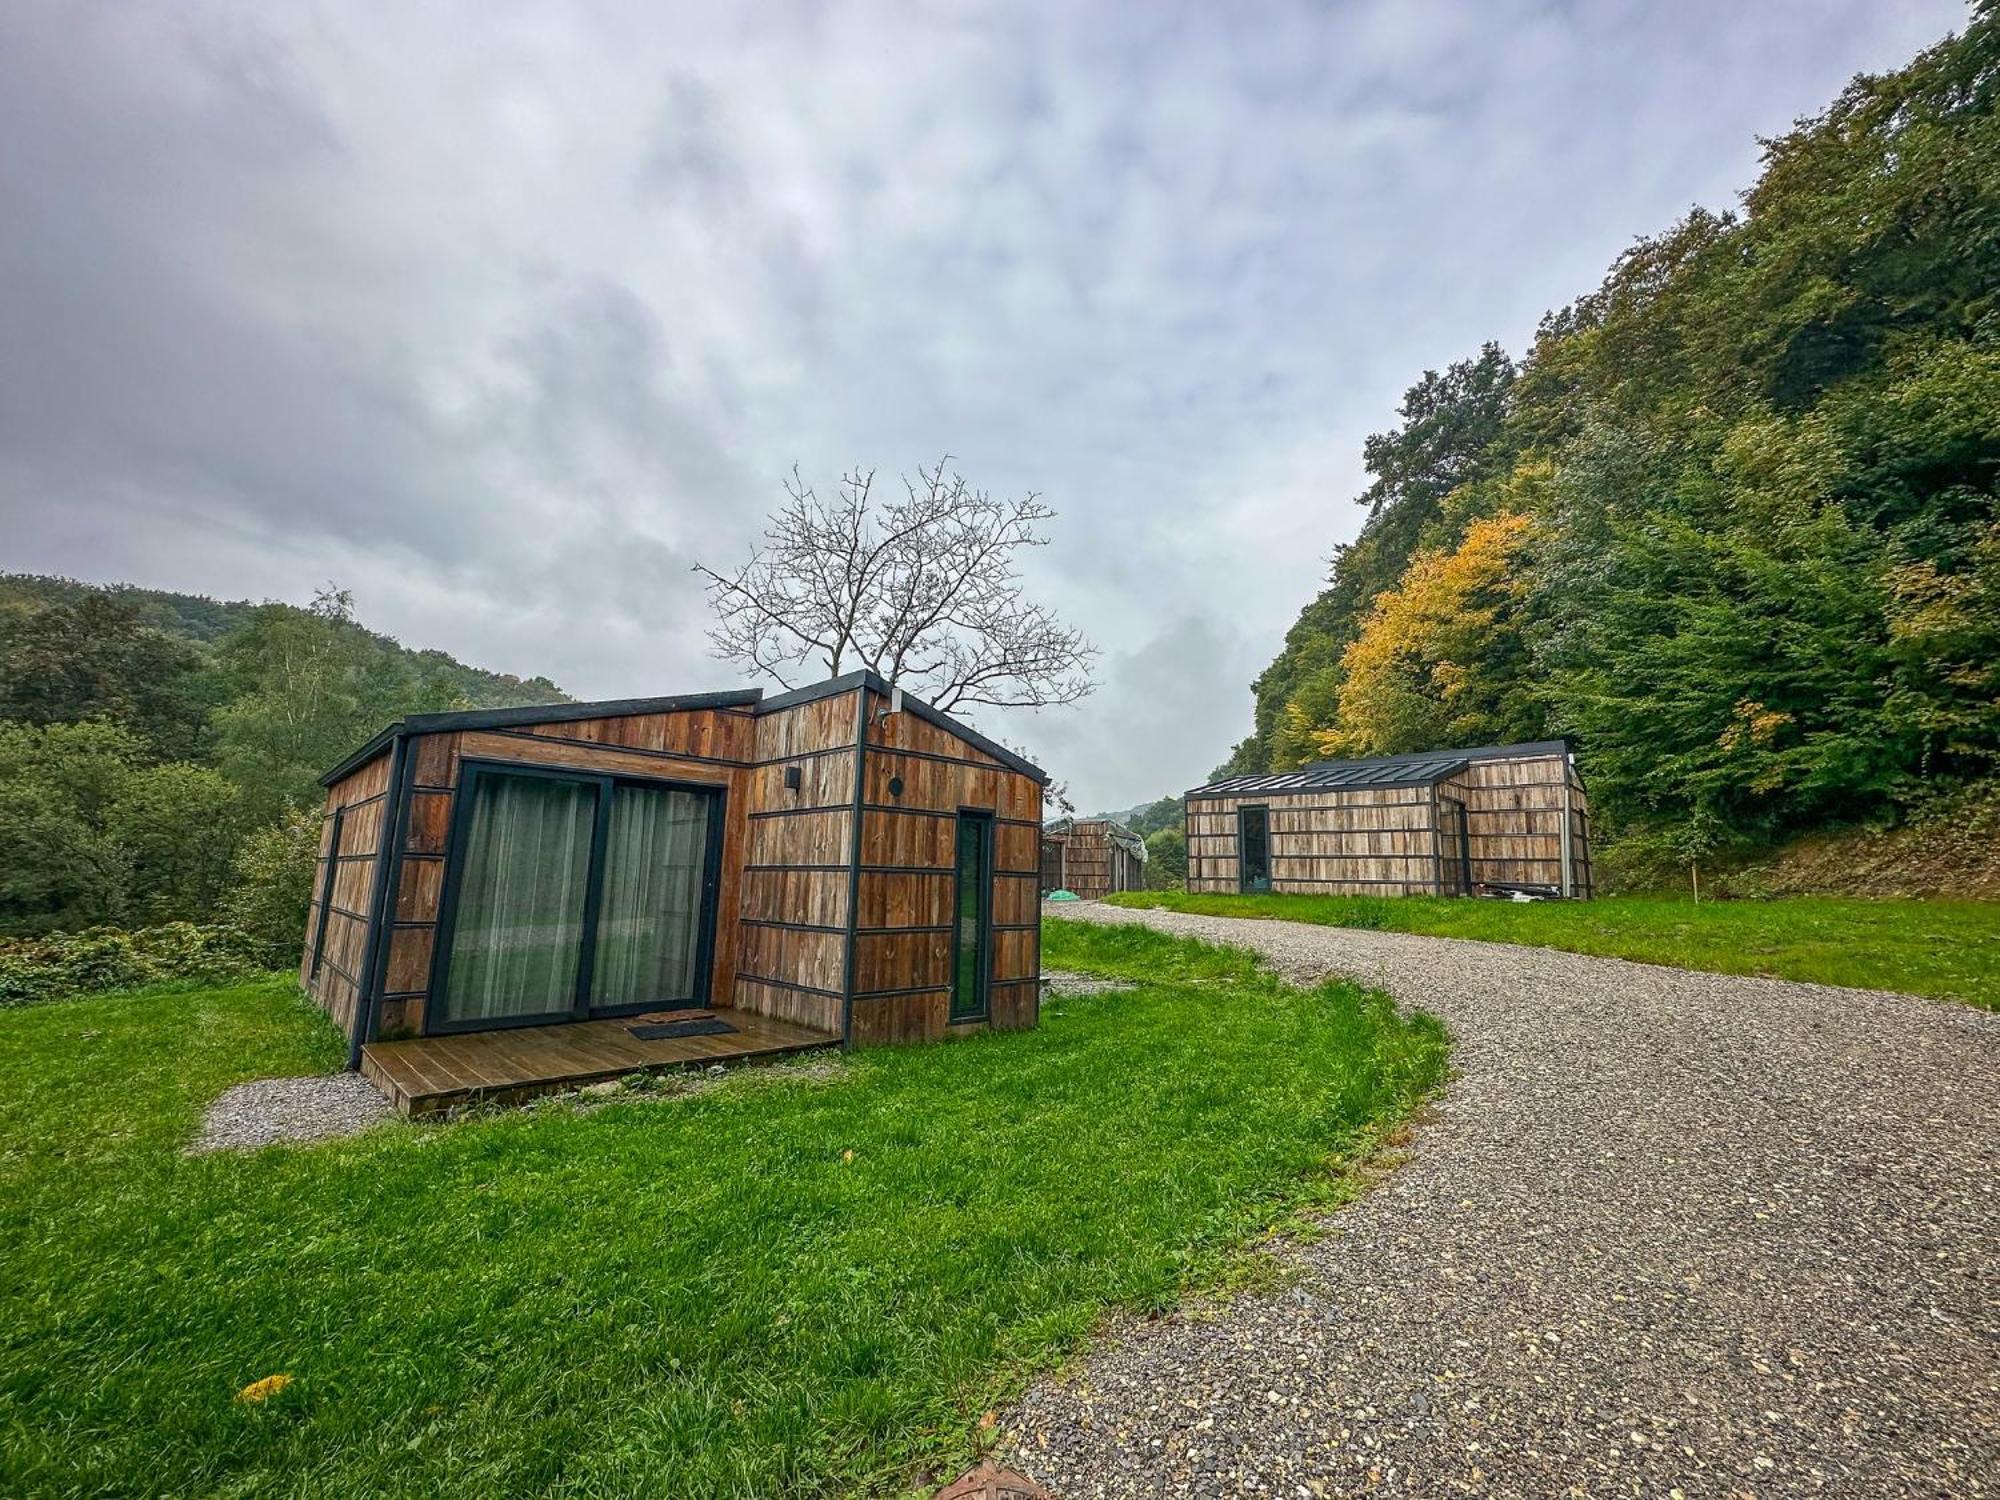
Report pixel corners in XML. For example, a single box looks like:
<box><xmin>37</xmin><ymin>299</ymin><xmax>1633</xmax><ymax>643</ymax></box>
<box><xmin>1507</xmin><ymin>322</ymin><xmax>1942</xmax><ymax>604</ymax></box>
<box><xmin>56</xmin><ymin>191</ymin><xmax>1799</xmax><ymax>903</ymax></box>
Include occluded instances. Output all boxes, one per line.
<box><xmin>433</xmin><ymin>763</ymin><xmax>720</xmax><ymax>1032</ymax></box>
<box><xmin>591</xmin><ymin>784</ymin><xmax>712</xmax><ymax>1010</ymax></box>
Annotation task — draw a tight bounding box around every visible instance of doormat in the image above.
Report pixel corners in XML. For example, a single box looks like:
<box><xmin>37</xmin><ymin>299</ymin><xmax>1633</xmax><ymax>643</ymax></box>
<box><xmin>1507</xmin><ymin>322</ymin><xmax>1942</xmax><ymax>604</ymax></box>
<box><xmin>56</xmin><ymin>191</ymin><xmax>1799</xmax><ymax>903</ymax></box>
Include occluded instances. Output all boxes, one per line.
<box><xmin>628</xmin><ymin>1017</ymin><xmax>739</xmax><ymax>1041</ymax></box>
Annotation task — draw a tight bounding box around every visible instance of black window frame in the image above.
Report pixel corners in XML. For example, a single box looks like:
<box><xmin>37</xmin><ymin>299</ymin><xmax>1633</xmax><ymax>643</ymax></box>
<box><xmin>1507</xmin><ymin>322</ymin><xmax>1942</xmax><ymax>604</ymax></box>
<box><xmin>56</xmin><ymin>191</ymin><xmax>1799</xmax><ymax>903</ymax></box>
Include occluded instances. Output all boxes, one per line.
<box><xmin>424</xmin><ymin>758</ymin><xmax>727</xmax><ymax>1036</ymax></box>
<box><xmin>1436</xmin><ymin>793</ymin><xmax>1472</xmax><ymax>896</ymax></box>
<box><xmin>1237</xmin><ymin>803</ymin><xmax>1272</xmax><ymax>893</ymax></box>
<box><xmin>948</xmin><ymin>807</ymin><xmax>996</xmax><ymax>1024</ymax></box>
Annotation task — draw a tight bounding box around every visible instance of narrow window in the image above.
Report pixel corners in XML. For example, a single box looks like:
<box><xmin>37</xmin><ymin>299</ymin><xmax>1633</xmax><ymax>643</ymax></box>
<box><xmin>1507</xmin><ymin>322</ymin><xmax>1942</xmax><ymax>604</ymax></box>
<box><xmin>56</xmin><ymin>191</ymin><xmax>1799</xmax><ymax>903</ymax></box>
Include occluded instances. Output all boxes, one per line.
<box><xmin>951</xmin><ymin>812</ymin><xmax>994</xmax><ymax>1022</ymax></box>
<box><xmin>1238</xmin><ymin>805</ymin><xmax>1271</xmax><ymax>893</ymax></box>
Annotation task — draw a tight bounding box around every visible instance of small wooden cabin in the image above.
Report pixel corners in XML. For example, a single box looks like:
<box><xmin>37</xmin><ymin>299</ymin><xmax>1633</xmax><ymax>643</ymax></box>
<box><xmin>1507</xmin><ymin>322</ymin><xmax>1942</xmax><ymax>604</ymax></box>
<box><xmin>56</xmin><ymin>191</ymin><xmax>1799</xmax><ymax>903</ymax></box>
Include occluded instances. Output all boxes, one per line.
<box><xmin>1039</xmin><ymin>817</ymin><xmax>1146</xmax><ymax>898</ymax></box>
<box><xmin>304</xmin><ymin>671</ymin><xmax>1046</xmax><ymax>1112</ymax></box>
<box><xmin>1185</xmin><ymin>741</ymin><xmax>1591</xmax><ymax>899</ymax></box>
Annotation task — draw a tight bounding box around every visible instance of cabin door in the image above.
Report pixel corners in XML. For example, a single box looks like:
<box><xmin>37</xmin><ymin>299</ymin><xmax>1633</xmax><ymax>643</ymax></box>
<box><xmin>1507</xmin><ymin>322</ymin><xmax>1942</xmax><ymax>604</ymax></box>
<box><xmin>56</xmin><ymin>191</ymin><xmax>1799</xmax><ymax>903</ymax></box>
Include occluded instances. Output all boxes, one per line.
<box><xmin>431</xmin><ymin>763</ymin><xmax>723</xmax><ymax>1033</ymax></box>
<box><xmin>1238</xmin><ymin>805</ymin><xmax>1272</xmax><ymax>893</ymax></box>
<box><xmin>1437</xmin><ymin>795</ymin><xmax>1472</xmax><ymax>896</ymax></box>
<box><xmin>950</xmin><ymin>811</ymin><xmax>994</xmax><ymax>1022</ymax></box>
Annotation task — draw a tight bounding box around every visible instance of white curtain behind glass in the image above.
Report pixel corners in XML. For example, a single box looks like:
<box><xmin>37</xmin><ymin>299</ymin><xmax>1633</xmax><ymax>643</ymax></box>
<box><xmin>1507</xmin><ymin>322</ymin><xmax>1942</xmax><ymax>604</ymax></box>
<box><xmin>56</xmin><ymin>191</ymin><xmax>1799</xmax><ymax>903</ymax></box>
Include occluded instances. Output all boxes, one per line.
<box><xmin>441</xmin><ymin>773</ymin><xmax>595</xmax><ymax>1023</ymax></box>
<box><xmin>592</xmin><ymin>786</ymin><xmax>710</xmax><ymax>1008</ymax></box>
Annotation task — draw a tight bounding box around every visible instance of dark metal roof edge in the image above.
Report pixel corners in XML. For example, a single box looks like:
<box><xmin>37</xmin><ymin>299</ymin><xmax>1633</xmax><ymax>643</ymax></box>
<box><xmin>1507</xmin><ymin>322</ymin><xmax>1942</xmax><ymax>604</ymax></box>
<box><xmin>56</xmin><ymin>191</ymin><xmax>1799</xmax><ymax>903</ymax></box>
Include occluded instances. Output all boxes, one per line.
<box><xmin>319</xmin><ymin>689</ymin><xmax>766</xmax><ymax>786</ymax></box>
<box><xmin>1301</xmin><ymin>738</ymin><xmax>1570</xmax><ymax>772</ymax></box>
<box><xmin>404</xmin><ymin>689</ymin><xmax>765</xmax><ymax>735</ymax></box>
<box><xmin>862</xmin><ymin>672</ymin><xmax>1050</xmax><ymax>786</ymax></box>
<box><xmin>1185</xmin><ymin>758</ymin><xmax>1475</xmax><ymax>799</ymax></box>
<box><xmin>319</xmin><ymin>724</ymin><xmax>403</xmax><ymax>787</ymax></box>
<box><xmin>323</xmin><ymin>672</ymin><xmax>1050</xmax><ymax>789</ymax></box>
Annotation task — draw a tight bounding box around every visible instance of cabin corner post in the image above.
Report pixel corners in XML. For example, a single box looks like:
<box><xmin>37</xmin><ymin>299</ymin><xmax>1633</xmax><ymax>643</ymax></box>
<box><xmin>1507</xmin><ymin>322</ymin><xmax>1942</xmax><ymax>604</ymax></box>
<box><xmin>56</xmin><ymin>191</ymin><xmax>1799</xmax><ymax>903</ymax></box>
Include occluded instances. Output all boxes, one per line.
<box><xmin>1559</xmin><ymin>750</ymin><xmax>1575</xmax><ymax>899</ymax></box>
<box><xmin>347</xmin><ymin>729</ymin><xmax>411</xmax><ymax>1071</ymax></box>
<box><xmin>1430</xmin><ymin>783</ymin><xmax>1443</xmax><ymax>895</ymax></box>
<box><xmin>839</xmin><ymin>684</ymin><xmax>869</xmax><ymax>1047</ymax></box>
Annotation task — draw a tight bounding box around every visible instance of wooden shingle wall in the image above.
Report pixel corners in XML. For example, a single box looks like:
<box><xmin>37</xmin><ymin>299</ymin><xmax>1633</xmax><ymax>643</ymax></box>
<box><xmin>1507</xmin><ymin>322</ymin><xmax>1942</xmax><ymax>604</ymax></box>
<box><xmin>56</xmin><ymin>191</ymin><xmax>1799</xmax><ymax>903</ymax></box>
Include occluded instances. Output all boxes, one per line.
<box><xmin>734</xmin><ymin>688</ymin><xmax>864</xmax><ymax>1035</ymax></box>
<box><xmin>848</xmin><ymin>687</ymin><xmax>1042</xmax><ymax>1043</ymax></box>
<box><xmin>301</xmin><ymin>748</ymin><xmax>394</xmax><ymax>1038</ymax></box>
<box><xmin>1186</xmin><ymin>786</ymin><xmax>1443</xmax><ymax>896</ymax></box>
<box><xmin>1052</xmin><ymin>821</ymin><xmax>1143</xmax><ymax>898</ymax></box>
<box><xmin>1440</xmin><ymin>752</ymin><xmax>1592</xmax><ymax>896</ymax></box>
<box><xmin>1185</xmin><ymin>749</ymin><xmax>1594</xmax><ymax>900</ymax></box>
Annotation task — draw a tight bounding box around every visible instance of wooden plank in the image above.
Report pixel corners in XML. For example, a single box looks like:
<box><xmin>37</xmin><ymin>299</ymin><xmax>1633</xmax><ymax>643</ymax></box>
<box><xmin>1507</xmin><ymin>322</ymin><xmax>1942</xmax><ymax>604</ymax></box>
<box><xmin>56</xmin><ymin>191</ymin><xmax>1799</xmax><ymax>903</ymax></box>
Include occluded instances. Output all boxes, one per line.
<box><xmin>360</xmin><ymin>1008</ymin><xmax>840</xmax><ymax>1114</ymax></box>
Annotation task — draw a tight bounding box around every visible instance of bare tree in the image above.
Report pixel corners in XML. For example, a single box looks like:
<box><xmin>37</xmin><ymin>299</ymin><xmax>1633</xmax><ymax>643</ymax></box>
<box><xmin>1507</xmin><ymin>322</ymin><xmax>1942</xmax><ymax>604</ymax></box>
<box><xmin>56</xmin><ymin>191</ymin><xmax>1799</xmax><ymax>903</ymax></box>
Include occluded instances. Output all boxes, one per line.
<box><xmin>695</xmin><ymin>457</ymin><xmax>1098</xmax><ymax>712</ymax></box>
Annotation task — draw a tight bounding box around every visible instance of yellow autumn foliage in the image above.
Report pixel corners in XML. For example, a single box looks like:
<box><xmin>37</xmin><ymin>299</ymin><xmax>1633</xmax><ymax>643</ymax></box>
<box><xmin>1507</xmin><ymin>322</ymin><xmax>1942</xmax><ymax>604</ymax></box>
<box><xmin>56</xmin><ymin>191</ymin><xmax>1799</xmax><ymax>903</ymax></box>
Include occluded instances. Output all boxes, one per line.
<box><xmin>1310</xmin><ymin>511</ymin><xmax>1536</xmax><ymax>759</ymax></box>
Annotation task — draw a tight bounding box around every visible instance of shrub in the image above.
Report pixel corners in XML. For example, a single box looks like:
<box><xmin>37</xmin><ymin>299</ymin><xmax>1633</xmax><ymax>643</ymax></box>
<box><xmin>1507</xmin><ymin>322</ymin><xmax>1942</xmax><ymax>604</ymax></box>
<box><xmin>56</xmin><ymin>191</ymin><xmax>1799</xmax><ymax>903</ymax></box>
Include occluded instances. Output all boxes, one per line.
<box><xmin>222</xmin><ymin>805</ymin><xmax>322</xmax><ymax>967</ymax></box>
<box><xmin>0</xmin><ymin>922</ymin><xmax>272</xmax><ymax>1007</ymax></box>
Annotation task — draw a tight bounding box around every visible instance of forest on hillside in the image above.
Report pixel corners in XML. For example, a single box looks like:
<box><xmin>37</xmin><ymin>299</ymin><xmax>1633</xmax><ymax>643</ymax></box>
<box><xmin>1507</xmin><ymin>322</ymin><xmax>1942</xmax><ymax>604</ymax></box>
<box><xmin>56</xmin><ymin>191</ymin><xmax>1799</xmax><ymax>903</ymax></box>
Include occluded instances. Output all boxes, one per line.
<box><xmin>1220</xmin><ymin>13</ymin><xmax>1998</xmax><ymax>865</ymax></box>
<box><xmin>0</xmin><ymin>577</ymin><xmax>565</xmax><ymax>951</ymax></box>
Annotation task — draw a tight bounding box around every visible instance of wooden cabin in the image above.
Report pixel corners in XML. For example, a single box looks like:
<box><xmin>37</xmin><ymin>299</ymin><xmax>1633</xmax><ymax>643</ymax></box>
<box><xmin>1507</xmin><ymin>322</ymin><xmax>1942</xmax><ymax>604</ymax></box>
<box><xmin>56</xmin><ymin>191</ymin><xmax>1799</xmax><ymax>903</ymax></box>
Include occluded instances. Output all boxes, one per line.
<box><xmin>303</xmin><ymin>671</ymin><xmax>1046</xmax><ymax>1113</ymax></box>
<box><xmin>1185</xmin><ymin>741</ymin><xmax>1591</xmax><ymax>899</ymax></box>
<box><xmin>1039</xmin><ymin>817</ymin><xmax>1146</xmax><ymax>898</ymax></box>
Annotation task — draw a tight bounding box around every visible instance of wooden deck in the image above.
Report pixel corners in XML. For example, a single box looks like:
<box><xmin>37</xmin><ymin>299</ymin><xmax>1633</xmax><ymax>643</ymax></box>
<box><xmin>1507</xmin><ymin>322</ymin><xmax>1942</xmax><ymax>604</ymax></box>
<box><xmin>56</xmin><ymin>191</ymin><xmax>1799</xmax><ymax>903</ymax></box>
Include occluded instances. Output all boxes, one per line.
<box><xmin>360</xmin><ymin>1008</ymin><xmax>840</xmax><ymax>1116</ymax></box>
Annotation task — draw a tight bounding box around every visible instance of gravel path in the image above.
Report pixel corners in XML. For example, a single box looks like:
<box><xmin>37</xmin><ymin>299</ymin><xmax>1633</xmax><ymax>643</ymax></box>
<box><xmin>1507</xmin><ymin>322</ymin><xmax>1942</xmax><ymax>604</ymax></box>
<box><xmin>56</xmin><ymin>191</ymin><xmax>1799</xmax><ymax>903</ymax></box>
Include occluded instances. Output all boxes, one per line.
<box><xmin>1008</xmin><ymin>903</ymin><xmax>1999</xmax><ymax>1498</ymax></box>
<box><xmin>190</xmin><ymin>1074</ymin><xmax>392</xmax><ymax>1153</ymax></box>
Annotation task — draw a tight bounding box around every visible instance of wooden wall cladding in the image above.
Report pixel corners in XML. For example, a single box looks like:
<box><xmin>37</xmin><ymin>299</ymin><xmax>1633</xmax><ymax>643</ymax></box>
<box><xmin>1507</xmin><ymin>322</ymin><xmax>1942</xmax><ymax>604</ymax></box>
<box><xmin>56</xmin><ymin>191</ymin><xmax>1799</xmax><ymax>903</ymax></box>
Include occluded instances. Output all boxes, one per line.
<box><xmin>300</xmin><ymin>748</ymin><xmax>393</xmax><ymax>1037</ymax></box>
<box><xmin>746</xmin><ymin>808</ymin><xmax>853</xmax><ymax>866</ymax></box>
<box><xmin>1441</xmin><ymin>753</ymin><xmax>1590</xmax><ymax>893</ymax></box>
<box><xmin>738</xmin><ymin>923</ymin><xmax>845</xmax><ymax>995</ymax></box>
<box><xmin>734</xmin><ymin>976</ymin><xmax>841</xmax><ymax>1034</ymax></box>
<box><xmin>842</xmin><ymin>686</ymin><xmax>1042</xmax><ymax>1043</ymax></box>
<box><xmin>1185</xmin><ymin>786</ymin><xmax>1442</xmax><ymax>895</ymax></box>
<box><xmin>754</xmin><ymin>692</ymin><xmax>859</xmax><ymax>760</ymax></box>
<box><xmin>740</xmin><ymin>867</ymin><xmax>850</xmax><ymax>928</ymax></box>
<box><xmin>863</xmin><ymin>752</ymin><xmax>1038</xmax><ymax>820</ymax></box>
<box><xmin>1185</xmin><ymin>751</ymin><xmax>1594</xmax><ymax>899</ymax></box>
<box><xmin>848</xmin><ymin>990</ymin><xmax>948</xmax><ymax>1045</ymax></box>
<box><xmin>853</xmin><ymin>929</ymin><xmax>953</xmax><ymax>992</ymax></box>
<box><xmin>317</xmin><ymin>681</ymin><xmax>1046</xmax><ymax>1054</ymax></box>
<box><xmin>732</xmin><ymin>687</ymin><xmax>862</xmax><ymax>1029</ymax></box>
<box><xmin>857</xmin><ymin>870</ymin><xmax>953</xmax><ymax>928</ymax></box>
<box><xmin>1048</xmin><ymin>821</ymin><xmax>1143</xmax><ymax>898</ymax></box>
<box><xmin>516</xmin><ymin>706</ymin><xmax>756</xmax><ymax>764</ymax></box>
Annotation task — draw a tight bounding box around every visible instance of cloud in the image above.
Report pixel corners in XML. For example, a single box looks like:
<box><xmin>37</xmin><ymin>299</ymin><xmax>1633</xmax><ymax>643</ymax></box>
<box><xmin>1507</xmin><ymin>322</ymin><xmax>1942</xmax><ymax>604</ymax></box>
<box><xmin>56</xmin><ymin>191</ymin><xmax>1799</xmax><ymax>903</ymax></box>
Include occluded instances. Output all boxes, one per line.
<box><xmin>0</xmin><ymin>0</ymin><xmax>1965</xmax><ymax>811</ymax></box>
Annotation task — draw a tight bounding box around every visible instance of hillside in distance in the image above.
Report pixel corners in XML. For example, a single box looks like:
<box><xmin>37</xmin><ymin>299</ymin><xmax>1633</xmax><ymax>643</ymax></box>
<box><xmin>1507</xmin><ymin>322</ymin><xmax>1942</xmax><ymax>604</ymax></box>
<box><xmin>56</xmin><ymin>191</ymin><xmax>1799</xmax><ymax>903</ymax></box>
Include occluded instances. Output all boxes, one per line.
<box><xmin>0</xmin><ymin>574</ymin><xmax>569</xmax><ymax>711</ymax></box>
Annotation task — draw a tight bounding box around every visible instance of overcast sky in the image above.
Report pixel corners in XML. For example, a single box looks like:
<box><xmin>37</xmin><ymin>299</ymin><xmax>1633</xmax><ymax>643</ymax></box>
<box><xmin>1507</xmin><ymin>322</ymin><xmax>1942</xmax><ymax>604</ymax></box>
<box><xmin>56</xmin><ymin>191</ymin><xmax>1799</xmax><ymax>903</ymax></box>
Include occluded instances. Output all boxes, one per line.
<box><xmin>0</xmin><ymin>1</ymin><xmax>1965</xmax><ymax>811</ymax></box>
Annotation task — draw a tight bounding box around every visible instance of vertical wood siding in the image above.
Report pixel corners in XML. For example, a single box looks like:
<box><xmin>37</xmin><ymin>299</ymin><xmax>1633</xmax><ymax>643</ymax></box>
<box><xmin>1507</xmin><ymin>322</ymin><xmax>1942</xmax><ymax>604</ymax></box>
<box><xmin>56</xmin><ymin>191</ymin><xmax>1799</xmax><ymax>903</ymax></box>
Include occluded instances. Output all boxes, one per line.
<box><xmin>846</xmin><ymin>686</ymin><xmax>1042</xmax><ymax>1044</ymax></box>
<box><xmin>306</xmin><ymin>682</ymin><xmax>1047</xmax><ymax>1052</ymax></box>
<box><xmin>1045</xmin><ymin>820</ymin><xmax>1143</xmax><ymax>898</ymax></box>
<box><xmin>300</xmin><ymin>749</ymin><xmax>394</xmax><ymax>1038</ymax></box>
<box><xmin>1184</xmin><ymin>749</ymin><xmax>1593</xmax><ymax>898</ymax></box>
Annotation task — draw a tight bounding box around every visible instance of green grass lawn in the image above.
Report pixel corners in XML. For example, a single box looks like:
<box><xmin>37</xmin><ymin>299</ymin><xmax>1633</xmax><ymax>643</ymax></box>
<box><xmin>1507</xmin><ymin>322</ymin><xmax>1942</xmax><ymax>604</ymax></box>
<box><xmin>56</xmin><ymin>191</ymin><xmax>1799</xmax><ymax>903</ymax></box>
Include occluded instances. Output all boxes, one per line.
<box><xmin>0</xmin><ymin>922</ymin><xmax>1444</xmax><ymax>1499</ymax></box>
<box><xmin>1106</xmin><ymin>890</ymin><xmax>2000</xmax><ymax>1008</ymax></box>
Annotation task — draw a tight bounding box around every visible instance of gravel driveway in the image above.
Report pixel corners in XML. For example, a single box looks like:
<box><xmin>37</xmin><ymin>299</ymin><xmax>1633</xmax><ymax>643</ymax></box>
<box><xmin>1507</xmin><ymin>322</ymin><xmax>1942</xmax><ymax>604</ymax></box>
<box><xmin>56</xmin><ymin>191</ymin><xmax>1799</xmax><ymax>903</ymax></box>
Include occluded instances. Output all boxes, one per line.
<box><xmin>1007</xmin><ymin>903</ymin><xmax>1999</xmax><ymax>1498</ymax></box>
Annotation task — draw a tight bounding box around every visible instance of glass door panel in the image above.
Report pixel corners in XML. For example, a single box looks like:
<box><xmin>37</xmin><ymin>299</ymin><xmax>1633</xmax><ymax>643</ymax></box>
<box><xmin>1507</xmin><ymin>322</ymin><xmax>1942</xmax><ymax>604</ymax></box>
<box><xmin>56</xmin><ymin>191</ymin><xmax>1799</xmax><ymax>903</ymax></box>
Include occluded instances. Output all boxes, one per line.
<box><xmin>1239</xmin><ymin>806</ymin><xmax>1271</xmax><ymax>892</ymax></box>
<box><xmin>590</xmin><ymin>784</ymin><xmax>714</xmax><ymax>1012</ymax></box>
<box><xmin>438</xmin><ymin>770</ymin><xmax>597</xmax><ymax>1027</ymax></box>
<box><xmin>951</xmin><ymin>813</ymin><xmax>992</xmax><ymax>1021</ymax></box>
